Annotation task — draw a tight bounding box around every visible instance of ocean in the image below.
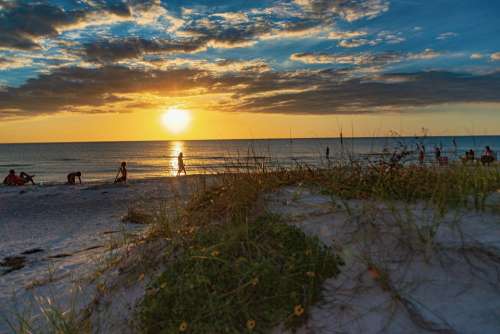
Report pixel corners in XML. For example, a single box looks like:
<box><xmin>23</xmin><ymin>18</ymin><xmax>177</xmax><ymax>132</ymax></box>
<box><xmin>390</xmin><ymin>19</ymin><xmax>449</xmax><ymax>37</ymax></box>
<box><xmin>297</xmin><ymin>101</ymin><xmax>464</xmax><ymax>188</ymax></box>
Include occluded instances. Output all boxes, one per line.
<box><xmin>0</xmin><ymin>136</ymin><xmax>499</xmax><ymax>184</ymax></box>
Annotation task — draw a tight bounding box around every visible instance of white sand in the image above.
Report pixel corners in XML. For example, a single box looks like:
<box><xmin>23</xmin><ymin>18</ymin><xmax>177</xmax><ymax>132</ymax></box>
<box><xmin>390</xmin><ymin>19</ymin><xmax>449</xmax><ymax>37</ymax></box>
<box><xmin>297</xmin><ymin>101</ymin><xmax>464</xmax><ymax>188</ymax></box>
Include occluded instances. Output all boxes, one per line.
<box><xmin>0</xmin><ymin>176</ymin><xmax>209</xmax><ymax>332</ymax></box>
<box><xmin>267</xmin><ymin>187</ymin><xmax>500</xmax><ymax>334</ymax></box>
<box><xmin>2</xmin><ymin>177</ymin><xmax>499</xmax><ymax>333</ymax></box>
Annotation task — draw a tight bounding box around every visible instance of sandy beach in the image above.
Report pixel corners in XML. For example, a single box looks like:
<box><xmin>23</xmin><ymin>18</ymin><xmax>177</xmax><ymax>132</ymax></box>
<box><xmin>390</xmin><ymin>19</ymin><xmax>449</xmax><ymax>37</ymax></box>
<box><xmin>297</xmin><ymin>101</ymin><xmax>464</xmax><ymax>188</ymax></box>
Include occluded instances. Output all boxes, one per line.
<box><xmin>0</xmin><ymin>176</ymin><xmax>212</xmax><ymax>332</ymax></box>
<box><xmin>1</xmin><ymin>170</ymin><xmax>499</xmax><ymax>333</ymax></box>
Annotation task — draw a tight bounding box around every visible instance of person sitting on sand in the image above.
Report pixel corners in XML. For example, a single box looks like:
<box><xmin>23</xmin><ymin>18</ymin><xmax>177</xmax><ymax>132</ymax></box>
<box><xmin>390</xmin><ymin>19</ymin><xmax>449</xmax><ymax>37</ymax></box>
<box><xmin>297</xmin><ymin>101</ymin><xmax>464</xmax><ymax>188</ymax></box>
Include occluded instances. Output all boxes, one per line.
<box><xmin>177</xmin><ymin>152</ymin><xmax>187</xmax><ymax>176</ymax></box>
<box><xmin>3</xmin><ymin>169</ymin><xmax>25</xmax><ymax>186</ymax></box>
<box><xmin>67</xmin><ymin>171</ymin><xmax>82</xmax><ymax>185</ymax></box>
<box><xmin>462</xmin><ymin>149</ymin><xmax>475</xmax><ymax>164</ymax></box>
<box><xmin>114</xmin><ymin>162</ymin><xmax>127</xmax><ymax>183</ymax></box>
<box><xmin>481</xmin><ymin>146</ymin><xmax>495</xmax><ymax>166</ymax></box>
<box><xmin>19</xmin><ymin>172</ymin><xmax>36</xmax><ymax>185</ymax></box>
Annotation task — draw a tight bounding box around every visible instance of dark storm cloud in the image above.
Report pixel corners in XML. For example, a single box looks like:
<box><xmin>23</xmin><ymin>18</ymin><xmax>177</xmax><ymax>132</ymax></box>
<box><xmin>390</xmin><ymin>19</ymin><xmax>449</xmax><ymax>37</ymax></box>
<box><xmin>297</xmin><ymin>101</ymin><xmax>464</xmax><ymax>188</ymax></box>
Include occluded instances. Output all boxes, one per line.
<box><xmin>1</xmin><ymin>64</ymin><xmax>500</xmax><ymax>117</ymax></box>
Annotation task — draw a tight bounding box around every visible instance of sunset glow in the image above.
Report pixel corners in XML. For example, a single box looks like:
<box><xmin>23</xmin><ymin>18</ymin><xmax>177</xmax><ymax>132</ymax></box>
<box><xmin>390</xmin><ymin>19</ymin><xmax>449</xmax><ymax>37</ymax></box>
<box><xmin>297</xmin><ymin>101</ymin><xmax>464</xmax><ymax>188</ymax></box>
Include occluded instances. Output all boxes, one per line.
<box><xmin>0</xmin><ymin>1</ymin><xmax>499</xmax><ymax>143</ymax></box>
<box><xmin>161</xmin><ymin>108</ymin><xmax>191</xmax><ymax>134</ymax></box>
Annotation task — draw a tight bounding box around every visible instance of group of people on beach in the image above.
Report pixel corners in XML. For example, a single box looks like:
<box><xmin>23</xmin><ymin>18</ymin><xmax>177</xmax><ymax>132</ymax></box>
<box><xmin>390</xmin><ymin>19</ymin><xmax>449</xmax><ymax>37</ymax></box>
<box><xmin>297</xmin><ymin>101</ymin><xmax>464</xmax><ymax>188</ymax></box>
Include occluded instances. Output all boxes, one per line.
<box><xmin>2</xmin><ymin>152</ymin><xmax>188</xmax><ymax>187</ymax></box>
<box><xmin>415</xmin><ymin>145</ymin><xmax>496</xmax><ymax>166</ymax></box>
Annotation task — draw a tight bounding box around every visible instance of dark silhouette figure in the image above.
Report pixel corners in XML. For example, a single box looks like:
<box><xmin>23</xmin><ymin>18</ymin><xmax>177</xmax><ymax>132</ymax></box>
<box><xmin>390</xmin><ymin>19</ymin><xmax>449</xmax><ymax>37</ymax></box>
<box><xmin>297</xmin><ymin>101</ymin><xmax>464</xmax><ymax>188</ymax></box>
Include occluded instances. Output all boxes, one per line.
<box><xmin>326</xmin><ymin>146</ymin><xmax>330</xmax><ymax>160</ymax></box>
<box><xmin>67</xmin><ymin>171</ymin><xmax>82</xmax><ymax>185</ymax></box>
<box><xmin>462</xmin><ymin>149</ymin><xmax>475</xmax><ymax>164</ymax></box>
<box><xmin>3</xmin><ymin>169</ymin><xmax>25</xmax><ymax>186</ymax></box>
<box><xmin>418</xmin><ymin>145</ymin><xmax>425</xmax><ymax>165</ymax></box>
<box><xmin>114</xmin><ymin>162</ymin><xmax>128</xmax><ymax>183</ymax></box>
<box><xmin>434</xmin><ymin>146</ymin><xmax>441</xmax><ymax>161</ymax></box>
<box><xmin>481</xmin><ymin>146</ymin><xmax>495</xmax><ymax>166</ymax></box>
<box><xmin>177</xmin><ymin>152</ymin><xmax>187</xmax><ymax>176</ymax></box>
<box><xmin>19</xmin><ymin>172</ymin><xmax>36</xmax><ymax>185</ymax></box>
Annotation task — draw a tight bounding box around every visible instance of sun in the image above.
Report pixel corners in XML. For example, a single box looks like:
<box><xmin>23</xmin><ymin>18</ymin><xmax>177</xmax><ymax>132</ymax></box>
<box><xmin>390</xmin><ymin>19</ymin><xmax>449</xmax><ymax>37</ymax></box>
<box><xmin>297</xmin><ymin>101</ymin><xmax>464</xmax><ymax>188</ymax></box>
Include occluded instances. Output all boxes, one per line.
<box><xmin>161</xmin><ymin>107</ymin><xmax>191</xmax><ymax>134</ymax></box>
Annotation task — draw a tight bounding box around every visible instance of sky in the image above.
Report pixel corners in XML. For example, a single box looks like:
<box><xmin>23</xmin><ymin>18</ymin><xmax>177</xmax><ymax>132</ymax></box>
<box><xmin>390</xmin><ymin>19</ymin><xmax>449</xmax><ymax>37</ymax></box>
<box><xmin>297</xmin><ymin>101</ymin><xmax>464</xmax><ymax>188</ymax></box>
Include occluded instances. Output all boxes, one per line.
<box><xmin>0</xmin><ymin>0</ymin><xmax>499</xmax><ymax>143</ymax></box>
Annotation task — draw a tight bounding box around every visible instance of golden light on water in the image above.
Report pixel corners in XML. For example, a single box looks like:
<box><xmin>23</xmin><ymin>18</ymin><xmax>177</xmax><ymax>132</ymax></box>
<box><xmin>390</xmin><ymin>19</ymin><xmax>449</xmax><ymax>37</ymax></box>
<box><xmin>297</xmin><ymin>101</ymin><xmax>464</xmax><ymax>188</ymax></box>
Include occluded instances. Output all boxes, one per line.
<box><xmin>161</xmin><ymin>107</ymin><xmax>191</xmax><ymax>134</ymax></box>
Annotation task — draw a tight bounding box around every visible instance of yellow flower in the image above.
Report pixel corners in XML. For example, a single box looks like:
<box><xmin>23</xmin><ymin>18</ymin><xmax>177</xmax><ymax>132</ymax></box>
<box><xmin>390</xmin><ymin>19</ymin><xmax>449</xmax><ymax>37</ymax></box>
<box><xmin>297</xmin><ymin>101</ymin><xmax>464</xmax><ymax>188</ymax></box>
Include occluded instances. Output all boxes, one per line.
<box><xmin>246</xmin><ymin>319</ymin><xmax>256</xmax><ymax>330</ymax></box>
<box><xmin>250</xmin><ymin>277</ymin><xmax>259</xmax><ymax>287</ymax></box>
<box><xmin>160</xmin><ymin>282</ymin><xmax>167</xmax><ymax>289</ymax></box>
<box><xmin>294</xmin><ymin>304</ymin><xmax>305</xmax><ymax>317</ymax></box>
<box><xmin>305</xmin><ymin>271</ymin><xmax>316</xmax><ymax>278</ymax></box>
<box><xmin>211</xmin><ymin>250</ymin><xmax>220</xmax><ymax>257</ymax></box>
<box><xmin>179</xmin><ymin>321</ymin><xmax>188</xmax><ymax>332</ymax></box>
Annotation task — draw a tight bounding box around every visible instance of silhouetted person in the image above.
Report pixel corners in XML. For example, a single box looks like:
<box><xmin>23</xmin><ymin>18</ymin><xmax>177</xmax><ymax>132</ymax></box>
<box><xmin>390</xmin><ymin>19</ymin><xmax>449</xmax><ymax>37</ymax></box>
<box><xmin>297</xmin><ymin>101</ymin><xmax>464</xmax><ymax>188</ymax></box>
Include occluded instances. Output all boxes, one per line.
<box><xmin>19</xmin><ymin>172</ymin><xmax>36</xmax><ymax>185</ymax></box>
<box><xmin>418</xmin><ymin>145</ymin><xmax>425</xmax><ymax>165</ymax></box>
<box><xmin>67</xmin><ymin>171</ymin><xmax>82</xmax><ymax>185</ymax></box>
<box><xmin>326</xmin><ymin>146</ymin><xmax>330</xmax><ymax>160</ymax></box>
<box><xmin>114</xmin><ymin>162</ymin><xmax>127</xmax><ymax>183</ymax></box>
<box><xmin>177</xmin><ymin>152</ymin><xmax>187</xmax><ymax>176</ymax></box>
<box><xmin>481</xmin><ymin>146</ymin><xmax>495</xmax><ymax>166</ymax></box>
<box><xmin>3</xmin><ymin>169</ymin><xmax>25</xmax><ymax>186</ymax></box>
<box><xmin>462</xmin><ymin>149</ymin><xmax>475</xmax><ymax>164</ymax></box>
<box><xmin>434</xmin><ymin>146</ymin><xmax>441</xmax><ymax>161</ymax></box>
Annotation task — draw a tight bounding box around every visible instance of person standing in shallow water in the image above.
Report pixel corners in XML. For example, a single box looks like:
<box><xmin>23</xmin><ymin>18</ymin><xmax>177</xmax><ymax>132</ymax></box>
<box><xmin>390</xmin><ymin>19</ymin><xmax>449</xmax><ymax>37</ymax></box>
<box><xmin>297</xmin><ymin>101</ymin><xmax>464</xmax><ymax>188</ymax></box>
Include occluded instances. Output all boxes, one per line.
<box><xmin>177</xmin><ymin>152</ymin><xmax>187</xmax><ymax>176</ymax></box>
<box><xmin>326</xmin><ymin>146</ymin><xmax>330</xmax><ymax>160</ymax></box>
<box><xmin>67</xmin><ymin>171</ymin><xmax>82</xmax><ymax>185</ymax></box>
<box><xmin>114</xmin><ymin>162</ymin><xmax>127</xmax><ymax>183</ymax></box>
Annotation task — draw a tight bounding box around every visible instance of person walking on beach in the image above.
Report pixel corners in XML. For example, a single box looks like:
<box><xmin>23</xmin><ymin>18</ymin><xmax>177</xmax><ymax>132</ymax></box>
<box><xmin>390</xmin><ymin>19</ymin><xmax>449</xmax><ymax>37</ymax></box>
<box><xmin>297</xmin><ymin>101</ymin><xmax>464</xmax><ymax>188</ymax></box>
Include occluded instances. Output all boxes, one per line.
<box><xmin>326</xmin><ymin>146</ymin><xmax>330</xmax><ymax>160</ymax></box>
<box><xmin>114</xmin><ymin>162</ymin><xmax>128</xmax><ymax>183</ymax></box>
<box><xmin>177</xmin><ymin>152</ymin><xmax>187</xmax><ymax>176</ymax></box>
<box><xmin>66</xmin><ymin>171</ymin><xmax>82</xmax><ymax>185</ymax></box>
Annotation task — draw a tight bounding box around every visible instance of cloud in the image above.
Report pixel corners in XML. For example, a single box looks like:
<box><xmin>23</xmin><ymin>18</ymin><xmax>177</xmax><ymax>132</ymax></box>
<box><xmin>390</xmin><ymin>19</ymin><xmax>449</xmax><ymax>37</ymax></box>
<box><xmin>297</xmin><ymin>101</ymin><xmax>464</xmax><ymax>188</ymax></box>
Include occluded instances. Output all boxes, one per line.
<box><xmin>290</xmin><ymin>52</ymin><xmax>402</xmax><ymax>65</ymax></box>
<box><xmin>0</xmin><ymin>56</ymin><xmax>33</xmax><ymax>70</ymax></box>
<box><xmin>328</xmin><ymin>30</ymin><xmax>367</xmax><ymax>40</ymax></box>
<box><xmin>0</xmin><ymin>2</ymin><xmax>87</xmax><ymax>50</ymax></box>
<box><xmin>491</xmin><ymin>53</ymin><xmax>500</xmax><ymax>61</ymax></box>
<box><xmin>337</xmin><ymin>30</ymin><xmax>405</xmax><ymax>48</ymax></box>
<box><xmin>1</xmin><ymin>64</ymin><xmax>500</xmax><ymax>118</ymax></box>
<box><xmin>407</xmin><ymin>49</ymin><xmax>441</xmax><ymax>60</ymax></box>
<box><xmin>294</xmin><ymin>0</ymin><xmax>389</xmax><ymax>22</ymax></box>
<box><xmin>470</xmin><ymin>53</ymin><xmax>484</xmax><ymax>60</ymax></box>
<box><xmin>437</xmin><ymin>32</ymin><xmax>458</xmax><ymax>40</ymax></box>
<box><xmin>82</xmin><ymin>37</ymin><xmax>208</xmax><ymax>63</ymax></box>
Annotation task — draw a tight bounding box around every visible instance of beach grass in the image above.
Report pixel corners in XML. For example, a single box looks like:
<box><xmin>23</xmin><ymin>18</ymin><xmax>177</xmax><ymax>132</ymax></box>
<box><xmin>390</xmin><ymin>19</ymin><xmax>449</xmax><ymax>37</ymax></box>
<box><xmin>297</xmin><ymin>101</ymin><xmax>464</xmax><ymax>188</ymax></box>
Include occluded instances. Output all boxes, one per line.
<box><xmin>135</xmin><ymin>162</ymin><xmax>498</xmax><ymax>333</ymax></box>
<box><xmin>7</xmin><ymin>160</ymin><xmax>499</xmax><ymax>333</ymax></box>
<box><xmin>138</xmin><ymin>214</ymin><xmax>342</xmax><ymax>333</ymax></box>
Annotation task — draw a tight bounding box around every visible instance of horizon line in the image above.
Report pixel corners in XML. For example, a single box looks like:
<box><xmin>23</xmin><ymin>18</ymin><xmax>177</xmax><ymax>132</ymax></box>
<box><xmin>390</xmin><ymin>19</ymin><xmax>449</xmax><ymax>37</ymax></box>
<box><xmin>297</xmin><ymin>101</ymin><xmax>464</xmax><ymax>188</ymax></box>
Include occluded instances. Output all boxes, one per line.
<box><xmin>1</xmin><ymin>134</ymin><xmax>500</xmax><ymax>145</ymax></box>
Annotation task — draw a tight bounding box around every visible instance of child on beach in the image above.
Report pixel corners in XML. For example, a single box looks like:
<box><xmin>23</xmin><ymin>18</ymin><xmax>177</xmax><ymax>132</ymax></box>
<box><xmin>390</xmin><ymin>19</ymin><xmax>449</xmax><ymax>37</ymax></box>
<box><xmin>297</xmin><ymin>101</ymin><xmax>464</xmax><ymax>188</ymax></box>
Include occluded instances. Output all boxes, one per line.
<box><xmin>177</xmin><ymin>152</ymin><xmax>187</xmax><ymax>176</ymax></box>
<box><xmin>66</xmin><ymin>171</ymin><xmax>82</xmax><ymax>185</ymax></box>
<box><xmin>114</xmin><ymin>162</ymin><xmax>128</xmax><ymax>183</ymax></box>
<box><xmin>3</xmin><ymin>170</ymin><xmax>25</xmax><ymax>186</ymax></box>
<box><xmin>19</xmin><ymin>172</ymin><xmax>36</xmax><ymax>185</ymax></box>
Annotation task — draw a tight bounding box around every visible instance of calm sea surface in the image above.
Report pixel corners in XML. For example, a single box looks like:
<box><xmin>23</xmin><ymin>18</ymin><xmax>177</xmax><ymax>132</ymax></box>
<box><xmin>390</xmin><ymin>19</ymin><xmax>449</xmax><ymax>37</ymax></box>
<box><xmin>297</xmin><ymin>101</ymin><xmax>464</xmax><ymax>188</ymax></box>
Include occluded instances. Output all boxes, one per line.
<box><xmin>0</xmin><ymin>136</ymin><xmax>499</xmax><ymax>184</ymax></box>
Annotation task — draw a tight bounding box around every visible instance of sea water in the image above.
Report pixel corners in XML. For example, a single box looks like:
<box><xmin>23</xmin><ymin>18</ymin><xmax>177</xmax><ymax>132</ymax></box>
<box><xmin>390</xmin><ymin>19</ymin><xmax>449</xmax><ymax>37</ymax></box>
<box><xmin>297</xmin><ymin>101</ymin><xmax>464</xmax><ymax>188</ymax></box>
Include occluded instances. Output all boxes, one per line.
<box><xmin>0</xmin><ymin>136</ymin><xmax>498</xmax><ymax>184</ymax></box>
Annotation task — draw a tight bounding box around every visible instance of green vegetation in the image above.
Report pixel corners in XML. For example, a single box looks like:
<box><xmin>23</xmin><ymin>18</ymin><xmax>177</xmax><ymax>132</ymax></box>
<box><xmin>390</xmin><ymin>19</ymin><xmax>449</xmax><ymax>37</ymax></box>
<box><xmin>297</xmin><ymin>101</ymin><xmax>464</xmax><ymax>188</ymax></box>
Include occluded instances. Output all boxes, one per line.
<box><xmin>138</xmin><ymin>215</ymin><xmax>342</xmax><ymax>333</ymax></box>
<box><xmin>138</xmin><ymin>163</ymin><xmax>498</xmax><ymax>333</ymax></box>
